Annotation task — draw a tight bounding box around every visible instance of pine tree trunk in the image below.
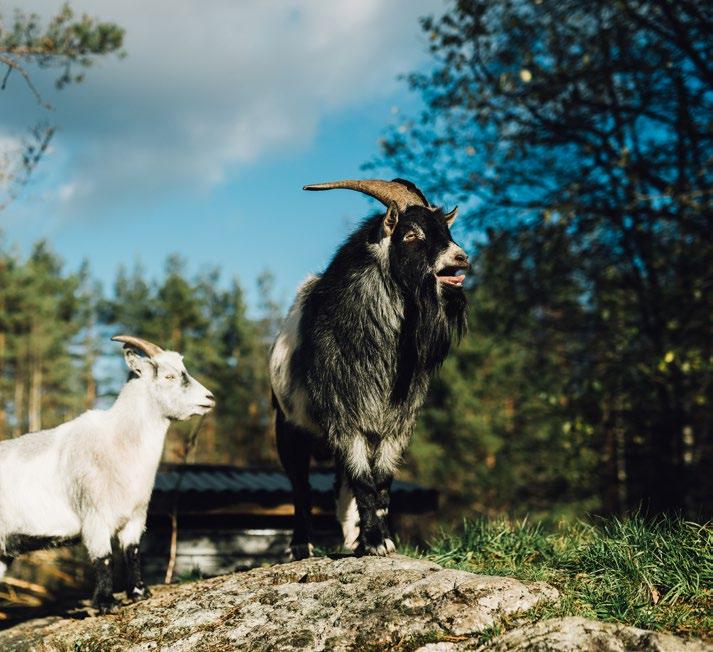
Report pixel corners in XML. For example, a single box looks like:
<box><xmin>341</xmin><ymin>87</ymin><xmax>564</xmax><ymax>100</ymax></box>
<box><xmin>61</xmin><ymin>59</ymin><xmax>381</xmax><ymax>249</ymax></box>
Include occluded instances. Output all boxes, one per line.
<box><xmin>28</xmin><ymin>359</ymin><xmax>42</xmax><ymax>433</ymax></box>
<box><xmin>0</xmin><ymin>332</ymin><xmax>5</xmax><ymax>438</ymax></box>
<box><xmin>204</xmin><ymin>416</ymin><xmax>216</xmax><ymax>461</ymax></box>
<box><xmin>600</xmin><ymin>427</ymin><xmax>619</xmax><ymax>514</ymax></box>
<box><xmin>85</xmin><ymin>345</ymin><xmax>96</xmax><ymax>410</ymax></box>
<box><xmin>648</xmin><ymin>421</ymin><xmax>685</xmax><ymax>513</ymax></box>
<box><xmin>615</xmin><ymin>421</ymin><xmax>628</xmax><ymax>513</ymax></box>
<box><xmin>631</xmin><ymin>383</ymin><xmax>686</xmax><ymax>515</ymax></box>
<box><xmin>13</xmin><ymin>369</ymin><xmax>24</xmax><ymax>438</ymax></box>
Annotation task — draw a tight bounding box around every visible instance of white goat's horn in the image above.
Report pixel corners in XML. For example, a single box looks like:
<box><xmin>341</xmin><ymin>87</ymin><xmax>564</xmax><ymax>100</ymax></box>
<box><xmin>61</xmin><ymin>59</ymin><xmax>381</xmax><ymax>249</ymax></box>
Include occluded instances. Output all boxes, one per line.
<box><xmin>112</xmin><ymin>335</ymin><xmax>163</xmax><ymax>358</ymax></box>
<box><xmin>303</xmin><ymin>178</ymin><xmax>430</xmax><ymax>212</ymax></box>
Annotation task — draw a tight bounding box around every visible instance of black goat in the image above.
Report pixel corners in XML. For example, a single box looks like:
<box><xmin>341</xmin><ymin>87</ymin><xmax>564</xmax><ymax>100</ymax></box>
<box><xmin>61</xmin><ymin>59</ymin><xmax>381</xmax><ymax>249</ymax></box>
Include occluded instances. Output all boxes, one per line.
<box><xmin>270</xmin><ymin>178</ymin><xmax>468</xmax><ymax>558</ymax></box>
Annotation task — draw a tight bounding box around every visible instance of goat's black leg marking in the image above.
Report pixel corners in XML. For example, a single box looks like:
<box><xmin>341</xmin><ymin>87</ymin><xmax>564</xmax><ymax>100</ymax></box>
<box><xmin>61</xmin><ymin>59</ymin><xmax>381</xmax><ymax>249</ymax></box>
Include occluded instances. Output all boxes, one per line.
<box><xmin>125</xmin><ymin>543</ymin><xmax>151</xmax><ymax>602</ymax></box>
<box><xmin>339</xmin><ymin>459</ymin><xmax>387</xmax><ymax>556</ymax></box>
<box><xmin>276</xmin><ymin>406</ymin><xmax>313</xmax><ymax>559</ymax></box>
<box><xmin>0</xmin><ymin>555</ymin><xmax>13</xmax><ymax>577</ymax></box>
<box><xmin>92</xmin><ymin>554</ymin><xmax>118</xmax><ymax>614</ymax></box>
<box><xmin>374</xmin><ymin>472</ymin><xmax>394</xmax><ymax>543</ymax></box>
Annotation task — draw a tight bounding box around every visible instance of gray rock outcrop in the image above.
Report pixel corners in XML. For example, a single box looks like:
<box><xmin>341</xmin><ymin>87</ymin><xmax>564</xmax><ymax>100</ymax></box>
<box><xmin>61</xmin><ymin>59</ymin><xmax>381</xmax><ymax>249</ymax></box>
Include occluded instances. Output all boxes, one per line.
<box><xmin>0</xmin><ymin>555</ymin><xmax>708</xmax><ymax>652</ymax></box>
<box><xmin>475</xmin><ymin>616</ymin><xmax>711</xmax><ymax>652</ymax></box>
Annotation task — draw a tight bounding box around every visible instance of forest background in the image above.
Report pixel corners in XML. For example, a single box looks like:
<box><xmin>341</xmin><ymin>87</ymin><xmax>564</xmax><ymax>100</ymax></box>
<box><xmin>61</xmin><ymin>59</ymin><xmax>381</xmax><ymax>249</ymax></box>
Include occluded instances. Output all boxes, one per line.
<box><xmin>0</xmin><ymin>0</ymin><xmax>710</xmax><ymax>526</ymax></box>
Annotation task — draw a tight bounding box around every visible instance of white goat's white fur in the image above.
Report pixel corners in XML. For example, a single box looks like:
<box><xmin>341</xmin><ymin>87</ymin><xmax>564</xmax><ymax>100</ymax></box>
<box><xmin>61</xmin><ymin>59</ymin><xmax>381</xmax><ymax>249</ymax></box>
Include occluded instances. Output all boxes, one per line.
<box><xmin>0</xmin><ymin>344</ymin><xmax>213</xmax><ymax>580</ymax></box>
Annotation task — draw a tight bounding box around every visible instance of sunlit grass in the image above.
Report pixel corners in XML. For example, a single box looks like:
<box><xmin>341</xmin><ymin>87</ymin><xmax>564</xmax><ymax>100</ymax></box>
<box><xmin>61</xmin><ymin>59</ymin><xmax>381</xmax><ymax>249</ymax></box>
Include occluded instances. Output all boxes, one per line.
<box><xmin>406</xmin><ymin>515</ymin><xmax>712</xmax><ymax>640</ymax></box>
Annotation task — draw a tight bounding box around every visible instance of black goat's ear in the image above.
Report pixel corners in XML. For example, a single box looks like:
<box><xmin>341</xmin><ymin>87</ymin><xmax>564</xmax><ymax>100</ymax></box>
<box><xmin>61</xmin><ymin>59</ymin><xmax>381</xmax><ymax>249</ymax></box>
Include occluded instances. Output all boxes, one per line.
<box><xmin>443</xmin><ymin>206</ymin><xmax>458</xmax><ymax>227</ymax></box>
<box><xmin>382</xmin><ymin>201</ymin><xmax>399</xmax><ymax>237</ymax></box>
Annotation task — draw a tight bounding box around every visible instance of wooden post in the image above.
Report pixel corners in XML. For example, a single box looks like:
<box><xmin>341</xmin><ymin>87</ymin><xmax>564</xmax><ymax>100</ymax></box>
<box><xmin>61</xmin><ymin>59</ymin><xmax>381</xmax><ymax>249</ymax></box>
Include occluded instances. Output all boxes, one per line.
<box><xmin>163</xmin><ymin>415</ymin><xmax>205</xmax><ymax>584</ymax></box>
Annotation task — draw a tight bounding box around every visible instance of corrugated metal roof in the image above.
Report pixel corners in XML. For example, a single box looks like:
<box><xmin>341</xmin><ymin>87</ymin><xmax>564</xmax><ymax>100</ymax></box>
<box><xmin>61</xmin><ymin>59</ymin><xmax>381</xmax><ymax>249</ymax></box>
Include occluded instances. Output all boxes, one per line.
<box><xmin>153</xmin><ymin>464</ymin><xmax>429</xmax><ymax>497</ymax></box>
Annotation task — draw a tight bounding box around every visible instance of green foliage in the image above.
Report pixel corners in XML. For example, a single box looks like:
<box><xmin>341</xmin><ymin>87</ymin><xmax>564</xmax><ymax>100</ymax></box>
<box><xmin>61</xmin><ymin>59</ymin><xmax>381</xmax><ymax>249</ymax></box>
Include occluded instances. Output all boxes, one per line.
<box><xmin>414</xmin><ymin>516</ymin><xmax>712</xmax><ymax>639</ymax></box>
<box><xmin>0</xmin><ymin>240</ymin><xmax>279</xmax><ymax>468</ymax></box>
<box><xmin>0</xmin><ymin>3</ymin><xmax>124</xmax><ymax>208</ymax></box>
<box><xmin>100</xmin><ymin>257</ymin><xmax>278</xmax><ymax>465</ymax></box>
<box><xmin>406</xmin><ymin>225</ymin><xmax>601</xmax><ymax>520</ymax></box>
<box><xmin>0</xmin><ymin>239</ymin><xmax>89</xmax><ymax>435</ymax></box>
<box><xmin>377</xmin><ymin>0</ymin><xmax>713</xmax><ymax>517</ymax></box>
<box><xmin>0</xmin><ymin>3</ymin><xmax>125</xmax><ymax>90</ymax></box>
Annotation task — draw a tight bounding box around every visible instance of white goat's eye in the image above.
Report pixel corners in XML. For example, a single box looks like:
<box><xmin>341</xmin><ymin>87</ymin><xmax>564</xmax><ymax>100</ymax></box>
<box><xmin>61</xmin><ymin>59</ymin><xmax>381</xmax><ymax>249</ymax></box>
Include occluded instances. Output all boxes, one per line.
<box><xmin>164</xmin><ymin>374</ymin><xmax>175</xmax><ymax>381</ymax></box>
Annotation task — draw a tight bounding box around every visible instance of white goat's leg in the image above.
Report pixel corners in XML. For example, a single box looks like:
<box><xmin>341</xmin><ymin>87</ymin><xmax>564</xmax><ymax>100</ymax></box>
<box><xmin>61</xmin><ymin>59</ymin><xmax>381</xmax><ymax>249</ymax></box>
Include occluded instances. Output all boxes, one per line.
<box><xmin>82</xmin><ymin>515</ymin><xmax>117</xmax><ymax>614</ymax></box>
<box><xmin>118</xmin><ymin>513</ymin><xmax>150</xmax><ymax>601</ymax></box>
<box><xmin>0</xmin><ymin>558</ymin><xmax>9</xmax><ymax>581</ymax></box>
<box><xmin>0</xmin><ymin>529</ymin><xmax>10</xmax><ymax>580</ymax></box>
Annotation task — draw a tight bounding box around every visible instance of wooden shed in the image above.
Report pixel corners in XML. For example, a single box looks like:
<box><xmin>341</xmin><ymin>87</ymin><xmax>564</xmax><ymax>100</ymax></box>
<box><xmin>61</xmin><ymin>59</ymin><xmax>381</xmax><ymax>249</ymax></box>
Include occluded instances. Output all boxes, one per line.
<box><xmin>142</xmin><ymin>464</ymin><xmax>439</xmax><ymax>582</ymax></box>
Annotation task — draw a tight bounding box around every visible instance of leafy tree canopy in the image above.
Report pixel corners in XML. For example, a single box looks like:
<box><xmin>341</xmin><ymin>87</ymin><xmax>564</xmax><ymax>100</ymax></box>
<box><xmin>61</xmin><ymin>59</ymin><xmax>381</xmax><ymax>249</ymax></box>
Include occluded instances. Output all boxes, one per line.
<box><xmin>0</xmin><ymin>3</ymin><xmax>124</xmax><ymax>208</ymax></box>
<box><xmin>376</xmin><ymin>0</ymin><xmax>712</xmax><ymax>517</ymax></box>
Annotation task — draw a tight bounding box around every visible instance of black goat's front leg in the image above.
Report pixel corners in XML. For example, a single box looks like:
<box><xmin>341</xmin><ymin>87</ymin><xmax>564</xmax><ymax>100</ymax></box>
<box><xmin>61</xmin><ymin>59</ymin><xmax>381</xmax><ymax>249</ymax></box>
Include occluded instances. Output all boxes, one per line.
<box><xmin>276</xmin><ymin>407</ymin><xmax>314</xmax><ymax>560</ymax></box>
<box><xmin>374</xmin><ymin>471</ymin><xmax>395</xmax><ymax>553</ymax></box>
<box><xmin>338</xmin><ymin>450</ymin><xmax>389</xmax><ymax>556</ymax></box>
<box><xmin>372</xmin><ymin>437</ymin><xmax>402</xmax><ymax>553</ymax></box>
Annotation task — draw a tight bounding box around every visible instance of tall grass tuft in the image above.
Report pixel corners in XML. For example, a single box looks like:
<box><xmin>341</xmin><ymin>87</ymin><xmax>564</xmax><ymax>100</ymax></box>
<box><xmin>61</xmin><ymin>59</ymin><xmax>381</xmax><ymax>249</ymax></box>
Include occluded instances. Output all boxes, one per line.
<box><xmin>412</xmin><ymin>515</ymin><xmax>712</xmax><ymax>640</ymax></box>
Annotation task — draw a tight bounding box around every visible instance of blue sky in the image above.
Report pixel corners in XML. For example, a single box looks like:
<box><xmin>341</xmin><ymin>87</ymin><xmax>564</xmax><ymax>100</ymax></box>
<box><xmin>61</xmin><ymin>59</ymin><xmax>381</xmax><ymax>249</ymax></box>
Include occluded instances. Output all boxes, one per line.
<box><xmin>0</xmin><ymin>0</ymin><xmax>449</xmax><ymax>314</ymax></box>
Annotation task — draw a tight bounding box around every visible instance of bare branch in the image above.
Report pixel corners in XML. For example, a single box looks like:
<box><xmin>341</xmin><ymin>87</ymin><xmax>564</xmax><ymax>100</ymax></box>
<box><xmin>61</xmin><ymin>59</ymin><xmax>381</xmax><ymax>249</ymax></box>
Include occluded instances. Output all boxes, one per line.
<box><xmin>0</xmin><ymin>54</ymin><xmax>52</xmax><ymax>109</ymax></box>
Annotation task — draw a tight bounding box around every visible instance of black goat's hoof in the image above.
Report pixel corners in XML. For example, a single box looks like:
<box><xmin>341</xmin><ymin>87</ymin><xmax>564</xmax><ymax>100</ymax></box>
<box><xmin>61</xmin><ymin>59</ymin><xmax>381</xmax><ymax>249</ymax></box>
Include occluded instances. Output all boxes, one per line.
<box><xmin>92</xmin><ymin>595</ymin><xmax>119</xmax><ymax>615</ymax></box>
<box><xmin>289</xmin><ymin>543</ymin><xmax>314</xmax><ymax>561</ymax></box>
<box><xmin>127</xmin><ymin>585</ymin><xmax>152</xmax><ymax>602</ymax></box>
<box><xmin>357</xmin><ymin>537</ymin><xmax>396</xmax><ymax>557</ymax></box>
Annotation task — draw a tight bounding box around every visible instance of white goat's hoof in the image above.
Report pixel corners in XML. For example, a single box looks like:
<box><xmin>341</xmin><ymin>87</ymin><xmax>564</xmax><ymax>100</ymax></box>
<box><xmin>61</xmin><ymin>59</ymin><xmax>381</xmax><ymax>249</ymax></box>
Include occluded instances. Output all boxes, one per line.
<box><xmin>384</xmin><ymin>538</ymin><xmax>396</xmax><ymax>553</ymax></box>
<box><xmin>92</xmin><ymin>596</ymin><xmax>119</xmax><ymax>615</ymax></box>
<box><xmin>127</xmin><ymin>585</ymin><xmax>151</xmax><ymax>602</ymax></box>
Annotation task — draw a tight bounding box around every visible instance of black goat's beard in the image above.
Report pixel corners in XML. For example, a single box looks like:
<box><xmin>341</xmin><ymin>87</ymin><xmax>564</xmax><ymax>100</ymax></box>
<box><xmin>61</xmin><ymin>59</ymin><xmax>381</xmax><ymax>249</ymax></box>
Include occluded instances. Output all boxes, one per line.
<box><xmin>414</xmin><ymin>275</ymin><xmax>467</xmax><ymax>372</ymax></box>
<box><xmin>392</xmin><ymin>275</ymin><xmax>467</xmax><ymax>404</ymax></box>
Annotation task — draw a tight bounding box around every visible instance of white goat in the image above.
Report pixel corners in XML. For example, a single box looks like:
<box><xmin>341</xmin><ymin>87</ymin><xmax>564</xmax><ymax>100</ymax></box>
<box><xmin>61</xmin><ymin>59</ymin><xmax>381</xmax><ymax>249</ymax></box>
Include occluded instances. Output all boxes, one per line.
<box><xmin>0</xmin><ymin>335</ymin><xmax>214</xmax><ymax>613</ymax></box>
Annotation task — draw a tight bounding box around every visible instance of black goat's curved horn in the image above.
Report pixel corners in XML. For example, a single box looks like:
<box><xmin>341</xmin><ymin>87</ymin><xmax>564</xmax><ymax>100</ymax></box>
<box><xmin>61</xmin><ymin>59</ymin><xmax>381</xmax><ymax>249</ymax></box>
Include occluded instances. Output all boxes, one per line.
<box><xmin>303</xmin><ymin>178</ymin><xmax>429</xmax><ymax>212</ymax></box>
<box><xmin>112</xmin><ymin>335</ymin><xmax>164</xmax><ymax>358</ymax></box>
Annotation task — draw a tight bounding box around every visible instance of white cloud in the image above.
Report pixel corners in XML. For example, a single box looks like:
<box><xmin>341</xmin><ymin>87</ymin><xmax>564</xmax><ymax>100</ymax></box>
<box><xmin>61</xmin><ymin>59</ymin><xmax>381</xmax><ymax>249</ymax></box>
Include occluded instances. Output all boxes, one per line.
<box><xmin>2</xmin><ymin>0</ymin><xmax>443</xmax><ymax>216</ymax></box>
<box><xmin>0</xmin><ymin>132</ymin><xmax>22</xmax><ymax>191</ymax></box>
<box><xmin>57</xmin><ymin>181</ymin><xmax>78</xmax><ymax>203</ymax></box>
<box><xmin>0</xmin><ymin>133</ymin><xmax>22</xmax><ymax>154</ymax></box>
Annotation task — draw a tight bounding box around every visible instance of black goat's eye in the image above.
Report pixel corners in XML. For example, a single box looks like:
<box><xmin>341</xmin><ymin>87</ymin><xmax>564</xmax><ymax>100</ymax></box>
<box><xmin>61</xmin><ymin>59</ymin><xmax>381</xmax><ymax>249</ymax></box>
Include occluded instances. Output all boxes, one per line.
<box><xmin>404</xmin><ymin>231</ymin><xmax>419</xmax><ymax>242</ymax></box>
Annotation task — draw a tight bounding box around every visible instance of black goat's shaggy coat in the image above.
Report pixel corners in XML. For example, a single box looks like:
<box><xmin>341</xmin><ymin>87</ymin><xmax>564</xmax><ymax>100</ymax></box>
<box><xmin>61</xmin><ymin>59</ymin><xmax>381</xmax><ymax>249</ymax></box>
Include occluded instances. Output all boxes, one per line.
<box><xmin>270</xmin><ymin>187</ymin><xmax>467</xmax><ymax>557</ymax></box>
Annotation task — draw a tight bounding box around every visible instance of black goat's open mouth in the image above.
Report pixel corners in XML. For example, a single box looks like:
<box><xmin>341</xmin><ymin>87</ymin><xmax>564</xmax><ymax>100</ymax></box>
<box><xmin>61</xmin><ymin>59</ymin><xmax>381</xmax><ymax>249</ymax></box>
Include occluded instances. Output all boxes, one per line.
<box><xmin>436</xmin><ymin>266</ymin><xmax>466</xmax><ymax>288</ymax></box>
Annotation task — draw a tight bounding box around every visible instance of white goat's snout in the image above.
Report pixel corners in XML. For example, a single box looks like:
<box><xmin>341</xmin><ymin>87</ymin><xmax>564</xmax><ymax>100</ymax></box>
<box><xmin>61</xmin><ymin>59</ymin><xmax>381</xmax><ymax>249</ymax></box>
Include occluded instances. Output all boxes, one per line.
<box><xmin>187</xmin><ymin>378</ymin><xmax>215</xmax><ymax>417</ymax></box>
<box><xmin>195</xmin><ymin>388</ymin><xmax>216</xmax><ymax>414</ymax></box>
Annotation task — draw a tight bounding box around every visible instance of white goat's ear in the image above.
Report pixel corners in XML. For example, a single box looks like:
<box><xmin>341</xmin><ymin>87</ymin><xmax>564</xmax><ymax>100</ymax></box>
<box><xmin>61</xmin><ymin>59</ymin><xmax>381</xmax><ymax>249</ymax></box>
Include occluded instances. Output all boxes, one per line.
<box><xmin>123</xmin><ymin>347</ymin><xmax>156</xmax><ymax>377</ymax></box>
<box><xmin>382</xmin><ymin>202</ymin><xmax>399</xmax><ymax>238</ymax></box>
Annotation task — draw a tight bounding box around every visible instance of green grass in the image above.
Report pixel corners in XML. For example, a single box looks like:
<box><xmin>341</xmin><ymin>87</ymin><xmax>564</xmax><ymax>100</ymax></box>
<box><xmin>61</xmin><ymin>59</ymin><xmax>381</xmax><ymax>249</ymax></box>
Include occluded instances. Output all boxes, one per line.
<box><xmin>406</xmin><ymin>515</ymin><xmax>712</xmax><ymax>641</ymax></box>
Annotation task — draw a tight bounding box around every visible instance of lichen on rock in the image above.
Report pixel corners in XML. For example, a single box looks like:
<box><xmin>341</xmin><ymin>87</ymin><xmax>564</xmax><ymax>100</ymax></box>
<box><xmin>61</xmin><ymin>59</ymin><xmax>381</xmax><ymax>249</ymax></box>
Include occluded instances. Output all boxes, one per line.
<box><xmin>0</xmin><ymin>556</ymin><xmax>707</xmax><ymax>651</ymax></box>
